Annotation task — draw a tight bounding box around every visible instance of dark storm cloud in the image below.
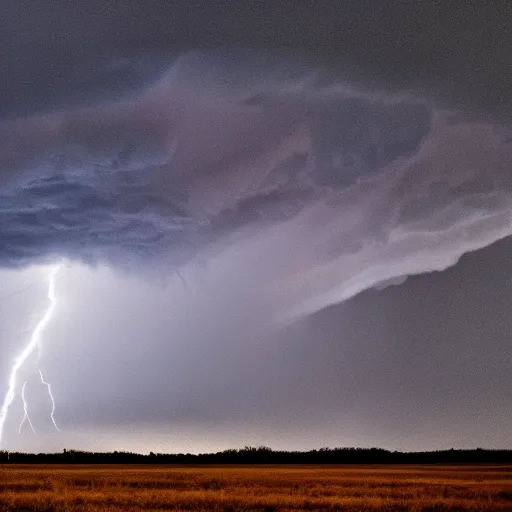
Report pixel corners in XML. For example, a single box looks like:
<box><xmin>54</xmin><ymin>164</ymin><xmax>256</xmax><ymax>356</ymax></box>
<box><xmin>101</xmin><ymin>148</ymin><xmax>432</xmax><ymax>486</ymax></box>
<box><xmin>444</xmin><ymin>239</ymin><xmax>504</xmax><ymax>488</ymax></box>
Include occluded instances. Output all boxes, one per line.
<box><xmin>2</xmin><ymin>2</ymin><xmax>512</xmax><ymax>118</ymax></box>
<box><xmin>2</xmin><ymin>3</ymin><xmax>512</xmax><ymax>317</ymax></box>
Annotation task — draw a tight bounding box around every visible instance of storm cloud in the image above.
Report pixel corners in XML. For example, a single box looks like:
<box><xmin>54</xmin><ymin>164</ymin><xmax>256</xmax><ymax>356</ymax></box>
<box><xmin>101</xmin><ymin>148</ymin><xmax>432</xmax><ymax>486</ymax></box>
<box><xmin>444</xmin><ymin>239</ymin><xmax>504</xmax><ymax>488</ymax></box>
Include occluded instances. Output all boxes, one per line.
<box><xmin>2</xmin><ymin>2</ymin><xmax>512</xmax><ymax>321</ymax></box>
<box><xmin>3</xmin><ymin>1</ymin><xmax>512</xmax><ymax>454</ymax></box>
<box><xmin>2</xmin><ymin>47</ymin><xmax>512</xmax><ymax>319</ymax></box>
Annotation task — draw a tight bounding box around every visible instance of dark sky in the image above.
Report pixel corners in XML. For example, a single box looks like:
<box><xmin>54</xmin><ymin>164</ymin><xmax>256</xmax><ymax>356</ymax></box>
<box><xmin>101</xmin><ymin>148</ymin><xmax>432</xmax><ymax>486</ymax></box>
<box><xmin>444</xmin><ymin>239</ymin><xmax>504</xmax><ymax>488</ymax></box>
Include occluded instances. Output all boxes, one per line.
<box><xmin>1</xmin><ymin>1</ymin><xmax>512</xmax><ymax>453</ymax></box>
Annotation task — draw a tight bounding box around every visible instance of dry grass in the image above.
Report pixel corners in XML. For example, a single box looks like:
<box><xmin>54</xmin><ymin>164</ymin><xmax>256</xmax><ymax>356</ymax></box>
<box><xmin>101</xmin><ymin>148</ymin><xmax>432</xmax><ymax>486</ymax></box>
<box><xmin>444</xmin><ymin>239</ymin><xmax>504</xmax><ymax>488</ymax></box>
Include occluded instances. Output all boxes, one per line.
<box><xmin>1</xmin><ymin>464</ymin><xmax>512</xmax><ymax>511</ymax></box>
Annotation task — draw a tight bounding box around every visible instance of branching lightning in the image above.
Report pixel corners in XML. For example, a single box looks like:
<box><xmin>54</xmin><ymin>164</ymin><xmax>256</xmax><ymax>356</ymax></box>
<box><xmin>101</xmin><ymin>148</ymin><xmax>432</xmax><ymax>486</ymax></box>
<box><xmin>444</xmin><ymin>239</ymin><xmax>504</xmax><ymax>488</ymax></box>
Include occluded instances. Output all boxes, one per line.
<box><xmin>0</xmin><ymin>265</ymin><xmax>61</xmax><ymax>447</ymax></box>
<box><xmin>37</xmin><ymin>368</ymin><xmax>60</xmax><ymax>432</ymax></box>
<box><xmin>18</xmin><ymin>381</ymin><xmax>35</xmax><ymax>435</ymax></box>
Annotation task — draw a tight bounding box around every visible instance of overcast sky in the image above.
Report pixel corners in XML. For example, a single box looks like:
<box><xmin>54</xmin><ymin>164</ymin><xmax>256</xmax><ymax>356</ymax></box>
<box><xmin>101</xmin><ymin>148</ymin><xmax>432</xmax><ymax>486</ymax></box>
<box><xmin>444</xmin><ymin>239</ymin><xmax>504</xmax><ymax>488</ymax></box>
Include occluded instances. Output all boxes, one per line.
<box><xmin>1</xmin><ymin>2</ymin><xmax>512</xmax><ymax>454</ymax></box>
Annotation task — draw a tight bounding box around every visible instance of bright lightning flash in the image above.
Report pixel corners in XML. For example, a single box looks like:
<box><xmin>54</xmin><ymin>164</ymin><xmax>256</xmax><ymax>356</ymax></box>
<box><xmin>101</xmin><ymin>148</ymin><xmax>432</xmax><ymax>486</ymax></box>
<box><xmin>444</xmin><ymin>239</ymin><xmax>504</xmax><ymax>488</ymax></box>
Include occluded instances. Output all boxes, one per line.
<box><xmin>0</xmin><ymin>265</ymin><xmax>61</xmax><ymax>447</ymax></box>
<box><xmin>38</xmin><ymin>368</ymin><xmax>60</xmax><ymax>432</ymax></box>
<box><xmin>19</xmin><ymin>381</ymin><xmax>35</xmax><ymax>435</ymax></box>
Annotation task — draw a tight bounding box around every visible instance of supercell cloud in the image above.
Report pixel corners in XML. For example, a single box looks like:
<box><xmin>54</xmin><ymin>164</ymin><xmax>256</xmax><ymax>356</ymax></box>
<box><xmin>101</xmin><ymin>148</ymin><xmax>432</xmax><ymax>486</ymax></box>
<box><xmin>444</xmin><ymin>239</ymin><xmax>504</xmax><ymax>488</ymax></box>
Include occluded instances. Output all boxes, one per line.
<box><xmin>2</xmin><ymin>3</ymin><xmax>512</xmax><ymax>319</ymax></box>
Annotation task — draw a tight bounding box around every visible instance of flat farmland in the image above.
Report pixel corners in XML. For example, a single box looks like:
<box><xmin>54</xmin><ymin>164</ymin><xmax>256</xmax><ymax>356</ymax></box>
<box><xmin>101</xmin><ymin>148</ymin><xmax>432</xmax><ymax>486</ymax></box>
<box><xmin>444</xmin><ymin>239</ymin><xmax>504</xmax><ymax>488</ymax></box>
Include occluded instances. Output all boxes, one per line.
<box><xmin>1</xmin><ymin>464</ymin><xmax>512</xmax><ymax>511</ymax></box>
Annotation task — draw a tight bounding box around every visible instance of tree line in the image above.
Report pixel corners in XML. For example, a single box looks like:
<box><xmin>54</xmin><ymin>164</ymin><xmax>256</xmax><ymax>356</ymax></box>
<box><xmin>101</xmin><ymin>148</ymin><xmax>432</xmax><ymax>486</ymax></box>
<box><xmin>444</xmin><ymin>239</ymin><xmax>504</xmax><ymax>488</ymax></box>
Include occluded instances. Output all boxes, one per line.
<box><xmin>1</xmin><ymin>446</ymin><xmax>512</xmax><ymax>464</ymax></box>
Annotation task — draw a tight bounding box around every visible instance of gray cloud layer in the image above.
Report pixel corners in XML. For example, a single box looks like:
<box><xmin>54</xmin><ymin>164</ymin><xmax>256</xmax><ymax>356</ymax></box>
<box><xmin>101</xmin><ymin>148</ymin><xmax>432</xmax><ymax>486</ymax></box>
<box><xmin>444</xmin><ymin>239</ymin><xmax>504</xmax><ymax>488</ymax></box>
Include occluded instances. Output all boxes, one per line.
<box><xmin>2</xmin><ymin>2</ymin><xmax>512</xmax><ymax>119</ymax></box>
<box><xmin>2</xmin><ymin>4</ymin><xmax>512</xmax><ymax>319</ymax></box>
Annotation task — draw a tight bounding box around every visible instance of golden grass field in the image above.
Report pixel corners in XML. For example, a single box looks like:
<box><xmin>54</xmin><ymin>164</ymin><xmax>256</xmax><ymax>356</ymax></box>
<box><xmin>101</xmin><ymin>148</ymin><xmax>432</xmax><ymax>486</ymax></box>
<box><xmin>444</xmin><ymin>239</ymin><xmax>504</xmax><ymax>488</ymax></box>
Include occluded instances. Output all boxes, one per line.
<box><xmin>1</xmin><ymin>464</ymin><xmax>512</xmax><ymax>511</ymax></box>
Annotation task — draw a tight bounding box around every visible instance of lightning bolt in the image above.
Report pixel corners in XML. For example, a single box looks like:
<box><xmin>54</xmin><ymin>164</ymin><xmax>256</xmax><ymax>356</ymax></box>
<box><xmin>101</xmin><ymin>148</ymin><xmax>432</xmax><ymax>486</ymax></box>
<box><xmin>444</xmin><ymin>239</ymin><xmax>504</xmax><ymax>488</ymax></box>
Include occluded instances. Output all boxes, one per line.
<box><xmin>0</xmin><ymin>265</ymin><xmax>61</xmax><ymax>447</ymax></box>
<box><xmin>37</xmin><ymin>368</ymin><xmax>60</xmax><ymax>432</ymax></box>
<box><xmin>18</xmin><ymin>381</ymin><xmax>35</xmax><ymax>435</ymax></box>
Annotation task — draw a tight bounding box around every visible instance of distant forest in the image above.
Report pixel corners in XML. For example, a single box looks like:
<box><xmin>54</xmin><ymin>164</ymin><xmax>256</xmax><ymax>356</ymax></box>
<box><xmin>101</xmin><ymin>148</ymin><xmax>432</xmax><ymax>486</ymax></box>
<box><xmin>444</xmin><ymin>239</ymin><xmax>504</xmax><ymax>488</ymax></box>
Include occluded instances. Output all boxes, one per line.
<box><xmin>2</xmin><ymin>446</ymin><xmax>512</xmax><ymax>464</ymax></box>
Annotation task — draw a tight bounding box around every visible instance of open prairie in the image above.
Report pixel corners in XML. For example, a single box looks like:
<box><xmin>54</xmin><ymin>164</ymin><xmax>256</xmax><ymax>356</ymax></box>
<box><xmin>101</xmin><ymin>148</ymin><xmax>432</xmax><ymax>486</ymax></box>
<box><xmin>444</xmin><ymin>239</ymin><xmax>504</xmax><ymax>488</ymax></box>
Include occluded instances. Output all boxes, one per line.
<box><xmin>1</xmin><ymin>464</ymin><xmax>512</xmax><ymax>511</ymax></box>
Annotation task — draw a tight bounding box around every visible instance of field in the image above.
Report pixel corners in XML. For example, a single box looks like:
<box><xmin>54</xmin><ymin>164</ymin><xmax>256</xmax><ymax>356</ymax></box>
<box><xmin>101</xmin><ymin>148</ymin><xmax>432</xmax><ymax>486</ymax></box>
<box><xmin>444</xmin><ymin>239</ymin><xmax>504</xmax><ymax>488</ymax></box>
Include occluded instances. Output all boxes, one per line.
<box><xmin>1</xmin><ymin>465</ymin><xmax>512</xmax><ymax>511</ymax></box>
